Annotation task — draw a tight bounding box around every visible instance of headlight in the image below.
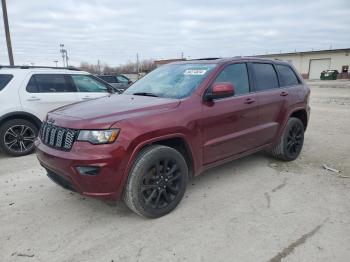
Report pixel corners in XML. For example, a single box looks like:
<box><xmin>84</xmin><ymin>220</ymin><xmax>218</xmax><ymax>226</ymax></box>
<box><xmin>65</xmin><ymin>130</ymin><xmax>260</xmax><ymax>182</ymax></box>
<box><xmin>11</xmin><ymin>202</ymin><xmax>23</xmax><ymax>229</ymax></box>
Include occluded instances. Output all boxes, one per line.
<box><xmin>77</xmin><ymin>129</ymin><xmax>119</xmax><ymax>144</ymax></box>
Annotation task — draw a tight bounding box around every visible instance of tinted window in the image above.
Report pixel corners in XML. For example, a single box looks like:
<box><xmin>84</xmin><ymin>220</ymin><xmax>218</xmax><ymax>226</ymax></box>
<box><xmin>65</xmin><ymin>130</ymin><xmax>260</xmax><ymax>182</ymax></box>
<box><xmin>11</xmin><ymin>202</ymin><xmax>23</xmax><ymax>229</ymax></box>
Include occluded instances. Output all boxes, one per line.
<box><xmin>276</xmin><ymin>65</ymin><xmax>299</xmax><ymax>87</ymax></box>
<box><xmin>99</xmin><ymin>75</ymin><xmax>117</xmax><ymax>83</ymax></box>
<box><xmin>0</xmin><ymin>74</ymin><xmax>13</xmax><ymax>91</ymax></box>
<box><xmin>71</xmin><ymin>75</ymin><xmax>108</xmax><ymax>92</ymax></box>
<box><xmin>116</xmin><ymin>75</ymin><xmax>129</xmax><ymax>83</ymax></box>
<box><xmin>26</xmin><ymin>76</ymin><xmax>38</xmax><ymax>92</ymax></box>
<box><xmin>27</xmin><ymin>74</ymin><xmax>74</xmax><ymax>93</ymax></box>
<box><xmin>252</xmin><ymin>63</ymin><xmax>279</xmax><ymax>91</ymax></box>
<box><xmin>214</xmin><ymin>63</ymin><xmax>249</xmax><ymax>95</ymax></box>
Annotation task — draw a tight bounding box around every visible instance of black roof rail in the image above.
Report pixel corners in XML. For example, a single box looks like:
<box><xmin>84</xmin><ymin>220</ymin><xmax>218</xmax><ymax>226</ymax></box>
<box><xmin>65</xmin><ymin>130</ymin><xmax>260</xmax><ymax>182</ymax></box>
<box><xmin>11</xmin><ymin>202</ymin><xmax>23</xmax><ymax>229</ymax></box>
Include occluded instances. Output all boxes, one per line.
<box><xmin>193</xmin><ymin>57</ymin><xmax>221</xmax><ymax>60</ymax></box>
<box><xmin>0</xmin><ymin>65</ymin><xmax>80</xmax><ymax>71</ymax></box>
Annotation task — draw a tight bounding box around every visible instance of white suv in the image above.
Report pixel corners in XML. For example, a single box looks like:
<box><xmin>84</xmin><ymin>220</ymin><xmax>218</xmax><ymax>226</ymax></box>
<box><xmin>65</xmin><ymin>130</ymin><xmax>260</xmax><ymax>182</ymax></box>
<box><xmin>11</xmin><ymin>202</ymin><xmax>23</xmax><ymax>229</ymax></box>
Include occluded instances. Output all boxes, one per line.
<box><xmin>0</xmin><ymin>66</ymin><xmax>115</xmax><ymax>157</ymax></box>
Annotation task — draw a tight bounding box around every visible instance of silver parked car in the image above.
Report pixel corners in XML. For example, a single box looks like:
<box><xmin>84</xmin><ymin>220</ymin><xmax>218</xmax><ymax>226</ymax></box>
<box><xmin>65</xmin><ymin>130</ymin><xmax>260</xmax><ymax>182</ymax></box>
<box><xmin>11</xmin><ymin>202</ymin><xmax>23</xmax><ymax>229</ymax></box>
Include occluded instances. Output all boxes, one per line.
<box><xmin>96</xmin><ymin>74</ymin><xmax>132</xmax><ymax>92</ymax></box>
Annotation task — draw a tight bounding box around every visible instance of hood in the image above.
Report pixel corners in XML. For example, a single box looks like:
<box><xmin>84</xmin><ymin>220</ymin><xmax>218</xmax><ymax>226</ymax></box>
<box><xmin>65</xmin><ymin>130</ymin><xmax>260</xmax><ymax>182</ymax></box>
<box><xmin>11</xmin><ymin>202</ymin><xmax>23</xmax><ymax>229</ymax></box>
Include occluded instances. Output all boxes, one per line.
<box><xmin>48</xmin><ymin>94</ymin><xmax>180</xmax><ymax>129</ymax></box>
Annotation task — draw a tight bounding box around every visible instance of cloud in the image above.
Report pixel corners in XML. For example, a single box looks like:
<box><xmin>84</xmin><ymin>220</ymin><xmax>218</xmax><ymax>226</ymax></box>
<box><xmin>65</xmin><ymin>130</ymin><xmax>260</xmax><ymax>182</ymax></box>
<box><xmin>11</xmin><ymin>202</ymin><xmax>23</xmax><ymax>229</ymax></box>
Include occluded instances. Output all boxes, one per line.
<box><xmin>0</xmin><ymin>0</ymin><xmax>349</xmax><ymax>66</ymax></box>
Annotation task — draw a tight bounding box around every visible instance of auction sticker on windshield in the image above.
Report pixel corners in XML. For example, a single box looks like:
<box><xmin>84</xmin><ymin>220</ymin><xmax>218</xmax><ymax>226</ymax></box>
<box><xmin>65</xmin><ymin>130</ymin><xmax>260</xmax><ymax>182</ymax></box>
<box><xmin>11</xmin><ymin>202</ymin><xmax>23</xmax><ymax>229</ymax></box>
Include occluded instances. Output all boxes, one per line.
<box><xmin>184</xmin><ymin>69</ymin><xmax>207</xmax><ymax>75</ymax></box>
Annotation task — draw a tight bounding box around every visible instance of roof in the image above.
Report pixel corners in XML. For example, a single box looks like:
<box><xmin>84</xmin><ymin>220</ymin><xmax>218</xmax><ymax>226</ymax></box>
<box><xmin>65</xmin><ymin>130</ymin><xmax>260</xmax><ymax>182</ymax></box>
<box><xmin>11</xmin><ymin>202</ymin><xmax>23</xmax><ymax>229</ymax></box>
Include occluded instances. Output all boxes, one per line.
<box><xmin>169</xmin><ymin>56</ymin><xmax>291</xmax><ymax>65</ymax></box>
<box><xmin>0</xmin><ymin>65</ymin><xmax>88</xmax><ymax>75</ymax></box>
<box><xmin>0</xmin><ymin>65</ymin><xmax>80</xmax><ymax>70</ymax></box>
<box><xmin>257</xmin><ymin>48</ymin><xmax>350</xmax><ymax>57</ymax></box>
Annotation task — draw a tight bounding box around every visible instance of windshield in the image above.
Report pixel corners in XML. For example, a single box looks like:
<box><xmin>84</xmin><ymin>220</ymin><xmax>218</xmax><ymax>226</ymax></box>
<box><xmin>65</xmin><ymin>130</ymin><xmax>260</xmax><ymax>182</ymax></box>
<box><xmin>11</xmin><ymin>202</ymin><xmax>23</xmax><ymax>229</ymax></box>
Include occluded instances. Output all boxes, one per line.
<box><xmin>124</xmin><ymin>63</ymin><xmax>216</xmax><ymax>99</ymax></box>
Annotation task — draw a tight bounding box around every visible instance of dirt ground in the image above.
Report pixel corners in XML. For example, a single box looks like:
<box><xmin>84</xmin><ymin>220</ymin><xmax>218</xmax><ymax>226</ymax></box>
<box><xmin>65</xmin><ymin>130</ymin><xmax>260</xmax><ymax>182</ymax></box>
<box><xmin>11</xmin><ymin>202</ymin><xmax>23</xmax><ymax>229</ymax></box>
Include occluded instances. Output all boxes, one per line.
<box><xmin>1</xmin><ymin>80</ymin><xmax>349</xmax><ymax>262</ymax></box>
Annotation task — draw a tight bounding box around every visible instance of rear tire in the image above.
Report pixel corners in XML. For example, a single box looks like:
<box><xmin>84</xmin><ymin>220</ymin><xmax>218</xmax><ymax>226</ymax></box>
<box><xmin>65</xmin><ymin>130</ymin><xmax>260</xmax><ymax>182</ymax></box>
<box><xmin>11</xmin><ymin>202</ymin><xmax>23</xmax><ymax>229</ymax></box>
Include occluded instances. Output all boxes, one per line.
<box><xmin>123</xmin><ymin>145</ymin><xmax>188</xmax><ymax>218</ymax></box>
<box><xmin>271</xmin><ymin>117</ymin><xmax>304</xmax><ymax>161</ymax></box>
<box><xmin>0</xmin><ymin>119</ymin><xmax>38</xmax><ymax>157</ymax></box>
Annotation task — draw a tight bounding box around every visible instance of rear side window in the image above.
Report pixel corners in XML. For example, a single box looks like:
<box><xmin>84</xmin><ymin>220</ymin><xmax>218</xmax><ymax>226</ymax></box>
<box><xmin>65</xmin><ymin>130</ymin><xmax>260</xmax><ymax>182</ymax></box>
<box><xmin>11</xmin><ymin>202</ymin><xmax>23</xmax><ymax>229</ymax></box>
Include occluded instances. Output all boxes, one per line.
<box><xmin>276</xmin><ymin>65</ymin><xmax>299</xmax><ymax>87</ymax></box>
<box><xmin>214</xmin><ymin>63</ymin><xmax>250</xmax><ymax>95</ymax></box>
<box><xmin>0</xmin><ymin>74</ymin><xmax>13</xmax><ymax>91</ymax></box>
<box><xmin>252</xmin><ymin>63</ymin><xmax>279</xmax><ymax>91</ymax></box>
<box><xmin>26</xmin><ymin>74</ymin><xmax>74</xmax><ymax>93</ymax></box>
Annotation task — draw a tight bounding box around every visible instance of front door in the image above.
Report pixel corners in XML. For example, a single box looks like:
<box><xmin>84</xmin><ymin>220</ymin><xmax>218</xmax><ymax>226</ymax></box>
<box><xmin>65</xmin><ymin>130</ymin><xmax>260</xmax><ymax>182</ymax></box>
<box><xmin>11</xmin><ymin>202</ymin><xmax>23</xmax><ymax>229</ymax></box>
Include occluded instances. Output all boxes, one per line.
<box><xmin>69</xmin><ymin>74</ymin><xmax>111</xmax><ymax>101</ymax></box>
<box><xmin>201</xmin><ymin>63</ymin><xmax>260</xmax><ymax>164</ymax></box>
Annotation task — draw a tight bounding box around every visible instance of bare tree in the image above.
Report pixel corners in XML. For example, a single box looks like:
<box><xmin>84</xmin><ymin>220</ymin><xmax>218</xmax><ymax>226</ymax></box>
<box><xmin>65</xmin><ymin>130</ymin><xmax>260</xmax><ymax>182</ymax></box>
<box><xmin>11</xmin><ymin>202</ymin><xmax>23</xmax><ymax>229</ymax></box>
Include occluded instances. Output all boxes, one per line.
<box><xmin>79</xmin><ymin>59</ymin><xmax>156</xmax><ymax>75</ymax></box>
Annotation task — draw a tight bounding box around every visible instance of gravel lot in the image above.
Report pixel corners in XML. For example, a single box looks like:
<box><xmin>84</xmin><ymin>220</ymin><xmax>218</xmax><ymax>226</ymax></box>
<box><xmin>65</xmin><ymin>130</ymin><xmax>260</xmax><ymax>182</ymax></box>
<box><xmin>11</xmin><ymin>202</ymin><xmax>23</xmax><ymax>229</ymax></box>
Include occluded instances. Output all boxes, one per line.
<box><xmin>1</xmin><ymin>80</ymin><xmax>349</xmax><ymax>262</ymax></box>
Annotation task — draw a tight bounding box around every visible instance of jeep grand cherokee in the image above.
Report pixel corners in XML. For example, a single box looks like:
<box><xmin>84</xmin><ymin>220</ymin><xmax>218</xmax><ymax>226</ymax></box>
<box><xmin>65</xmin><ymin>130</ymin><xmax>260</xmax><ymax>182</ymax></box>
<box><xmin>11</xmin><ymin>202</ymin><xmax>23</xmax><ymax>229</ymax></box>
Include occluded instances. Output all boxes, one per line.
<box><xmin>35</xmin><ymin>57</ymin><xmax>310</xmax><ymax>218</ymax></box>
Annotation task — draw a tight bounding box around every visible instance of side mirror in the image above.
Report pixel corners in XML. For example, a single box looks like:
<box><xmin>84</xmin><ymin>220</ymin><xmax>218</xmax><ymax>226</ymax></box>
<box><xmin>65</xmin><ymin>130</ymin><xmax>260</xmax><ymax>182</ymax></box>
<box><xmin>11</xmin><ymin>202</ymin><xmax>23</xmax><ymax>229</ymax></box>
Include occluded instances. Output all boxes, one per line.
<box><xmin>204</xmin><ymin>82</ymin><xmax>235</xmax><ymax>101</ymax></box>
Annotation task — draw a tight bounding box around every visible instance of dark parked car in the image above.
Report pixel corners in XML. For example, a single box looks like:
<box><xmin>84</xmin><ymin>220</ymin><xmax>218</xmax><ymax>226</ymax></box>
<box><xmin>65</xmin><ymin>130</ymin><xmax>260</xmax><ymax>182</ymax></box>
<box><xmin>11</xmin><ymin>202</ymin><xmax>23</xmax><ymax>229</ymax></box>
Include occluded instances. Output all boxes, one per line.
<box><xmin>35</xmin><ymin>57</ymin><xmax>310</xmax><ymax>218</ymax></box>
<box><xmin>96</xmin><ymin>74</ymin><xmax>132</xmax><ymax>92</ymax></box>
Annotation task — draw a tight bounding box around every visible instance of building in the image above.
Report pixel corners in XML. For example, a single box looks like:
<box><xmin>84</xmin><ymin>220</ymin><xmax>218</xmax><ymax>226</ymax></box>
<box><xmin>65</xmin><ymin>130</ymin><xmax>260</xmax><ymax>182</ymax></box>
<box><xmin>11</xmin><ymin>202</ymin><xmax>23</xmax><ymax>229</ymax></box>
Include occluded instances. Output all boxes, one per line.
<box><xmin>258</xmin><ymin>48</ymin><xmax>350</xmax><ymax>79</ymax></box>
<box><xmin>154</xmin><ymin>48</ymin><xmax>350</xmax><ymax>80</ymax></box>
<box><xmin>154</xmin><ymin>58</ymin><xmax>186</xmax><ymax>67</ymax></box>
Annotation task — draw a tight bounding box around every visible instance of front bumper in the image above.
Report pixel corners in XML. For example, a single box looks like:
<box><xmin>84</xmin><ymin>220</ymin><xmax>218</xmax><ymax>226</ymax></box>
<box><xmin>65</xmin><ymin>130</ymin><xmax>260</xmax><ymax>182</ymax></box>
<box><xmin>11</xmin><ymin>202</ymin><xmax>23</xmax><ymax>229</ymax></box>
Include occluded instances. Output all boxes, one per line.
<box><xmin>35</xmin><ymin>138</ymin><xmax>130</xmax><ymax>201</ymax></box>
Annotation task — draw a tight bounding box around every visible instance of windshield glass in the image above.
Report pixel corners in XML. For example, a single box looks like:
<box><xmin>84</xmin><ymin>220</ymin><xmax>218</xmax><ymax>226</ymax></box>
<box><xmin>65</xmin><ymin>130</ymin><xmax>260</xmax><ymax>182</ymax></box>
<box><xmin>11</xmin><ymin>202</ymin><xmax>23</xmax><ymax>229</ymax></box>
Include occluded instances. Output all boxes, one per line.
<box><xmin>124</xmin><ymin>63</ymin><xmax>216</xmax><ymax>99</ymax></box>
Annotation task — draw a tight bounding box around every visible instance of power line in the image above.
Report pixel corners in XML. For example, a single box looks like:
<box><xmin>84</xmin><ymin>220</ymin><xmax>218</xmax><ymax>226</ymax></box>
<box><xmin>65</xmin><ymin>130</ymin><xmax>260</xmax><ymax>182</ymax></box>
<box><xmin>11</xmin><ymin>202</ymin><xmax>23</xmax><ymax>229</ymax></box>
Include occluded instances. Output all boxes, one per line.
<box><xmin>1</xmin><ymin>0</ymin><xmax>14</xmax><ymax>65</ymax></box>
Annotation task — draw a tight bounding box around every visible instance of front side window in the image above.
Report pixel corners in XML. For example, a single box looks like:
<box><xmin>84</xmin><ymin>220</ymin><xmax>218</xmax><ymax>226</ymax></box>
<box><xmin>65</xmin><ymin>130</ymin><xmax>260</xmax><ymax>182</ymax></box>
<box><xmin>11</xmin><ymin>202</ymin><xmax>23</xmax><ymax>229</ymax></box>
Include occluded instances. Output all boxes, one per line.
<box><xmin>252</xmin><ymin>63</ymin><xmax>279</xmax><ymax>91</ymax></box>
<box><xmin>276</xmin><ymin>64</ymin><xmax>299</xmax><ymax>87</ymax></box>
<box><xmin>124</xmin><ymin>63</ymin><xmax>217</xmax><ymax>99</ymax></box>
<box><xmin>213</xmin><ymin>63</ymin><xmax>249</xmax><ymax>95</ymax></box>
<box><xmin>26</xmin><ymin>74</ymin><xmax>74</xmax><ymax>93</ymax></box>
<box><xmin>0</xmin><ymin>74</ymin><xmax>13</xmax><ymax>91</ymax></box>
<box><xmin>71</xmin><ymin>75</ymin><xmax>108</xmax><ymax>92</ymax></box>
<box><xmin>116</xmin><ymin>75</ymin><xmax>129</xmax><ymax>83</ymax></box>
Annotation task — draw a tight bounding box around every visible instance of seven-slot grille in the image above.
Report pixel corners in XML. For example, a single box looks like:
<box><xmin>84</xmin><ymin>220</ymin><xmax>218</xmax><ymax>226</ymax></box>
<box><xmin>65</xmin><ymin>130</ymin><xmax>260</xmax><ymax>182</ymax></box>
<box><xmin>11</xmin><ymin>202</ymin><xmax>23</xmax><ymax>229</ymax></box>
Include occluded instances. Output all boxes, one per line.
<box><xmin>40</xmin><ymin>122</ymin><xmax>78</xmax><ymax>151</ymax></box>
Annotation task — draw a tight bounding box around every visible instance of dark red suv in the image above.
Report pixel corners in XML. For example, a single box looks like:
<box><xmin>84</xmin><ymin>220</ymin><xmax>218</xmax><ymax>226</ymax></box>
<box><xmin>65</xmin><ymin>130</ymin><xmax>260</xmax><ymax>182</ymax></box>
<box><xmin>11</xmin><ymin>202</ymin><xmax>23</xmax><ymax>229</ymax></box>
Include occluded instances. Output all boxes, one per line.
<box><xmin>35</xmin><ymin>57</ymin><xmax>310</xmax><ymax>218</ymax></box>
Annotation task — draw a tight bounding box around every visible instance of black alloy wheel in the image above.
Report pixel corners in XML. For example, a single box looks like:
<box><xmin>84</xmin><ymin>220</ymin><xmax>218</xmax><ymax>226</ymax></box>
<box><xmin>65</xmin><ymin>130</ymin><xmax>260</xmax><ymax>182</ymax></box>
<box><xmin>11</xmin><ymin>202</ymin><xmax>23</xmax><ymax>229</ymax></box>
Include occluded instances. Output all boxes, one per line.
<box><xmin>141</xmin><ymin>158</ymin><xmax>182</xmax><ymax>209</ymax></box>
<box><xmin>286</xmin><ymin>122</ymin><xmax>303</xmax><ymax>156</ymax></box>
<box><xmin>271</xmin><ymin>117</ymin><xmax>304</xmax><ymax>161</ymax></box>
<box><xmin>124</xmin><ymin>145</ymin><xmax>188</xmax><ymax>218</ymax></box>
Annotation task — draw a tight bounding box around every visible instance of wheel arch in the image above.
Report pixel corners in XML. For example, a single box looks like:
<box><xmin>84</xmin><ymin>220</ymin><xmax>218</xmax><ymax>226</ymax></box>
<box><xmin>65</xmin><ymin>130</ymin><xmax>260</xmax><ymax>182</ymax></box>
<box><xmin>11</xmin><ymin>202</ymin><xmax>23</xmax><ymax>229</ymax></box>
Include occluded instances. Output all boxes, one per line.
<box><xmin>130</xmin><ymin>134</ymin><xmax>195</xmax><ymax>178</ymax></box>
<box><xmin>0</xmin><ymin>111</ymin><xmax>42</xmax><ymax>129</ymax></box>
<box><xmin>151</xmin><ymin>137</ymin><xmax>195</xmax><ymax>178</ymax></box>
<box><xmin>289</xmin><ymin>108</ymin><xmax>308</xmax><ymax>130</ymax></box>
<box><xmin>273</xmin><ymin>107</ymin><xmax>308</xmax><ymax>146</ymax></box>
<box><xmin>119</xmin><ymin>134</ymin><xmax>195</xmax><ymax>197</ymax></box>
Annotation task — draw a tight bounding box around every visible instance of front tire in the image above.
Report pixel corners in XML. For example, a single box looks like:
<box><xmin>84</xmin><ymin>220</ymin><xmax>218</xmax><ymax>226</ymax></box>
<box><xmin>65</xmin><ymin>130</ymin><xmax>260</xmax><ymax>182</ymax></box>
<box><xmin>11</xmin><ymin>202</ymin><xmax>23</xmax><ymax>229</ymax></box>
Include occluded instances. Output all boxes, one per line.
<box><xmin>271</xmin><ymin>117</ymin><xmax>304</xmax><ymax>161</ymax></box>
<box><xmin>123</xmin><ymin>145</ymin><xmax>188</xmax><ymax>218</ymax></box>
<box><xmin>0</xmin><ymin>119</ymin><xmax>38</xmax><ymax>157</ymax></box>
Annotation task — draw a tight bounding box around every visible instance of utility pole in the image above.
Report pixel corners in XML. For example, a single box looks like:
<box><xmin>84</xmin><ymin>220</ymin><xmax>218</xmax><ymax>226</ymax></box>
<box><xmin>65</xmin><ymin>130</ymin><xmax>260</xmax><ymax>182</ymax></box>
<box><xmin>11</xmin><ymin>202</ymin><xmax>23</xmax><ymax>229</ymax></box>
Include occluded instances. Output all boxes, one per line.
<box><xmin>1</xmin><ymin>0</ymin><xmax>14</xmax><ymax>65</ymax></box>
<box><xmin>60</xmin><ymin>44</ymin><xmax>65</xmax><ymax>67</ymax></box>
<box><xmin>60</xmin><ymin>44</ymin><xmax>69</xmax><ymax>67</ymax></box>
<box><xmin>66</xmin><ymin>52</ymin><xmax>69</xmax><ymax>67</ymax></box>
<box><xmin>136</xmin><ymin>53</ymin><xmax>140</xmax><ymax>74</ymax></box>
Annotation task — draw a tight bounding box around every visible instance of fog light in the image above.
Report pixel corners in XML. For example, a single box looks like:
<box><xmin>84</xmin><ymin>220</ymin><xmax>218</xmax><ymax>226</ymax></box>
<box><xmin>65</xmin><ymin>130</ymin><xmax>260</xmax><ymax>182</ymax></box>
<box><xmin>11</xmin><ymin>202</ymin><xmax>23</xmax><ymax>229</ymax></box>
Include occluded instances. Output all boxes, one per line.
<box><xmin>75</xmin><ymin>166</ymin><xmax>100</xmax><ymax>176</ymax></box>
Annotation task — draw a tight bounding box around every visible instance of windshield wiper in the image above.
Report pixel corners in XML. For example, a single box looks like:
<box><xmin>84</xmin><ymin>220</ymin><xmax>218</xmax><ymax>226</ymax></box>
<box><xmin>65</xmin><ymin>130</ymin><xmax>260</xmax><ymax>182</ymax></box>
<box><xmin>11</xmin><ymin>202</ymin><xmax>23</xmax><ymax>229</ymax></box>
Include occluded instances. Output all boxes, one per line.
<box><xmin>132</xmin><ymin>92</ymin><xmax>159</xmax><ymax>97</ymax></box>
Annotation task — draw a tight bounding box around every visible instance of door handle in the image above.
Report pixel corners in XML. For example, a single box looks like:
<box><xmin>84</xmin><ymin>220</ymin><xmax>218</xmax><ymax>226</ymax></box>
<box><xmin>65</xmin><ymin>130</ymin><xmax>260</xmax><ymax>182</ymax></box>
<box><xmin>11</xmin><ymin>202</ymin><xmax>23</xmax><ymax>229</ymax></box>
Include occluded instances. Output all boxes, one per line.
<box><xmin>280</xmin><ymin>91</ymin><xmax>288</xmax><ymax>97</ymax></box>
<box><xmin>82</xmin><ymin>96</ymin><xmax>91</xmax><ymax>100</ymax></box>
<box><xmin>244</xmin><ymin>98</ymin><xmax>256</xmax><ymax>104</ymax></box>
<box><xmin>27</xmin><ymin>97</ymin><xmax>41</xmax><ymax>101</ymax></box>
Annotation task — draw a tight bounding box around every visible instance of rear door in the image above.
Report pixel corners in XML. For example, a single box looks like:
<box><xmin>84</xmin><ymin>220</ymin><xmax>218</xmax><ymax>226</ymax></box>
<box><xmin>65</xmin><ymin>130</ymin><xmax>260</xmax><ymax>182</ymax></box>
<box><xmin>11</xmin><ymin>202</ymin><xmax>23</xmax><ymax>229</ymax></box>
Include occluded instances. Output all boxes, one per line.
<box><xmin>201</xmin><ymin>63</ymin><xmax>260</xmax><ymax>164</ymax></box>
<box><xmin>69</xmin><ymin>74</ymin><xmax>111</xmax><ymax>101</ymax></box>
<box><xmin>19</xmin><ymin>73</ymin><xmax>79</xmax><ymax>121</ymax></box>
<box><xmin>251</xmin><ymin>62</ymin><xmax>288</xmax><ymax>146</ymax></box>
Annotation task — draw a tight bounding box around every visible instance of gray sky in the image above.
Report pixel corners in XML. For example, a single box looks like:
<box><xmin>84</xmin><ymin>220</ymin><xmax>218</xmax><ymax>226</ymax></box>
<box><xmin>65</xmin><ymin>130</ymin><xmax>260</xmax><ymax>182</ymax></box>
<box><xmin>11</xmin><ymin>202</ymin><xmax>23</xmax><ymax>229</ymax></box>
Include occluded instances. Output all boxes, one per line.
<box><xmin>1</xmin><ymin>0</ymin><xmax>349</xmax><ymax>67</ymax></box>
